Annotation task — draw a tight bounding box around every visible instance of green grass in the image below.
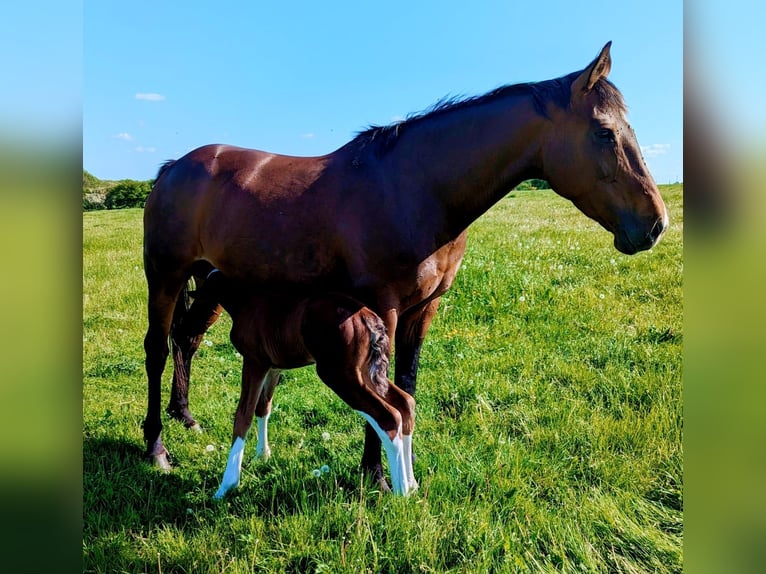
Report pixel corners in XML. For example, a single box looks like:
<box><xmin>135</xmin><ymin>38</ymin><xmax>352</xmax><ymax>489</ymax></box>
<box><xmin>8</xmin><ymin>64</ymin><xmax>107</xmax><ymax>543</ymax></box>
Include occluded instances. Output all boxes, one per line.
<box><xmin>83</xmin><ymin>185</ymin><xmax>683</xmax><ymax>573</ymax></box>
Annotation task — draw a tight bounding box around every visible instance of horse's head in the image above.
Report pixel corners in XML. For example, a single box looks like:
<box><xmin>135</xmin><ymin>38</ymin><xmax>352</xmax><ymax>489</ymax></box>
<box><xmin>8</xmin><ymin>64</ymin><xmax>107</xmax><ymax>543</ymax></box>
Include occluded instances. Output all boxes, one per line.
<box><xmin>541</xmin><ymin>42</ymin><xmax>668</xmax><ymax>255</ymax></box>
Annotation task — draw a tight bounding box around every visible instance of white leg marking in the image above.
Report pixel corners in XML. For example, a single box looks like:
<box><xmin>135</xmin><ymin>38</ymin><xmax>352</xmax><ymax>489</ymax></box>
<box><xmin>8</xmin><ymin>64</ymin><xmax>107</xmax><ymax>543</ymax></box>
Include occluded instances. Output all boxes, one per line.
<box><xmin>255</xmin><ymin>414</ymin><xmax>271</xmax><ymax>459</ymax></box>
<box><xmin>402</xmin><ymin>434</ymin><xmax>418</xmax><ymax>491</ymax></box>
<box><xmin>214</xmin><ymin>436</ymin><xmax>245</xmax><ymax>499</ymax></box>
<box><xmin>355</xmin><ymin>411</ymin><xmax>410</xmax><ymax>496</ymax></box>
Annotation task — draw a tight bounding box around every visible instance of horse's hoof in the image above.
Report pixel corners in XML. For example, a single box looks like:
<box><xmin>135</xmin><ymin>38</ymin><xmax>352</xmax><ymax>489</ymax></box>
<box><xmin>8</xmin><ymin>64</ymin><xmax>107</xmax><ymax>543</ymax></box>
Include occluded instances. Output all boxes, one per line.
<box><xmin>152</xmin><ymin>452</ymin><xmax>172</xmax><ymax>472</ymax></box>
<box><xmin>189</xmin><ymin>423</ymin><xmax>203</xmax><ymax>434</ymax></box>
<box><xmin>362</xmin><ymin>464</ymin><xmax>391</xmax><ymax>492</ymax></box>
<box><xmin>373</xmin><ymin>475</ymin><xmax>392</xmax><ymax>493</ymax></box>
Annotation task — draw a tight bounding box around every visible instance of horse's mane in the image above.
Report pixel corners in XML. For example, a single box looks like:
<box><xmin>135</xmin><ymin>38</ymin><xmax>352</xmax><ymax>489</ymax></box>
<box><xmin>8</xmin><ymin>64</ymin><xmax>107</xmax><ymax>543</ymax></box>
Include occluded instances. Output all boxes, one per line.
<box><xmin>351</xmin><ymin>71</ymin><xmax>626</xmax><ymax>157</ymax></box>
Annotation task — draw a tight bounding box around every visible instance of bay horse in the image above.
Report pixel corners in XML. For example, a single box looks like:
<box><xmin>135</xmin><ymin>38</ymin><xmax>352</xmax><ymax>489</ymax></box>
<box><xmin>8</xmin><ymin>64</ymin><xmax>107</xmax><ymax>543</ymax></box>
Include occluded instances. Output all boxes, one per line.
<box><xmin>180</xmin><ymin>269</ymin><xmax>417</xmax><ymax>497</ymax></box>
<box><xmin>143</xmin><ymin>43</ymin><xmax>668</xmax><ymax>487</ymax></box>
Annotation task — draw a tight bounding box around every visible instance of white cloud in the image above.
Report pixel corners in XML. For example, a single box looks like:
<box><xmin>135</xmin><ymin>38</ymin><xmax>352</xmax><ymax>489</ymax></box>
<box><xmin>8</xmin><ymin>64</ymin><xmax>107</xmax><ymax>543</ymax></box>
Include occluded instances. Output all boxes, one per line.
<box><xmin>135</xmin><ymin>146</ymin><xmax>156</xmax><ymax>153</ymax></box>
<box><xmin>301</xmin><ymin>132</ymin><xmax>315</xmax><ymax>139</ymax></box>
<box><xmin>391</xmin><ymin>115</ymin><xmax>406</xmax><ymax>123</ymax></box>
<box><xmin>113</xmin><ymin>132</ymin><xmax>133</xmax><ymax>141</ymax></box>
<box><xmin>642</xmin><ymin>143</ymin><xmax>671</xmax><ymax>158</ymax></box>
<box><xmin>135</xmin><ymin>92</ymin><xmax>165</xmax><ymax>102</ymax></box>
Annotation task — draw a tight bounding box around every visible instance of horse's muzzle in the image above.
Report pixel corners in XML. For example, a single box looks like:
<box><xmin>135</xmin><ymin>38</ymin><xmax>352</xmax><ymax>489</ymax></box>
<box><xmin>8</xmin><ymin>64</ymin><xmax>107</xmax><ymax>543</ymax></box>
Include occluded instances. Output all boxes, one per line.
<box><xmin>615</xmin><ymin>212</ymin><xmax>668</xmax><ymax>255</ymax></box>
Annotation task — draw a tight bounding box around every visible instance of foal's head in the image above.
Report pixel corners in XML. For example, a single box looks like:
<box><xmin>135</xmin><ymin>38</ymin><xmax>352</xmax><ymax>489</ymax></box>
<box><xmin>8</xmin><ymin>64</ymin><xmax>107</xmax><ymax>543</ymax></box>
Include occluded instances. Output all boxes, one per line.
<box><xmin>541</xmin><ymin>42</ymin><xmax>668</xmax><ymax>254</ymax></box>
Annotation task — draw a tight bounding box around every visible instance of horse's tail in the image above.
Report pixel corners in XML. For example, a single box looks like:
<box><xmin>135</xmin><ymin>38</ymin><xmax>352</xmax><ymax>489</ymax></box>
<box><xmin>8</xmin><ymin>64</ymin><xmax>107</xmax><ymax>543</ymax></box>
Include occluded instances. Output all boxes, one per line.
<box><xmin>153</xmin><ymin>159</ymin><xmax>177</xmax><ymax>188</ymax></box>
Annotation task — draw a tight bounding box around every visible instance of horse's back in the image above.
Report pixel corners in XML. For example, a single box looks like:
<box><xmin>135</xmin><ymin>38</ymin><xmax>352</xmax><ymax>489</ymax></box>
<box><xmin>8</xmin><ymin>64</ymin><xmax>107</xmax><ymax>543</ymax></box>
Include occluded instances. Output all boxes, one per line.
<box><xmin>143</xmin><ymin>143</ymin><xmax>339</xmax><ymax>279</ymax></box>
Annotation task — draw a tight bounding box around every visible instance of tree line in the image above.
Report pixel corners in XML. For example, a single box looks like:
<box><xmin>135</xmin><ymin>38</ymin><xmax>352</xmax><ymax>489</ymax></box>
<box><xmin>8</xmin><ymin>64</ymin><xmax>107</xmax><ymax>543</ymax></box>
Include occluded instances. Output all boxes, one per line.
<box><xmin>83</xmin><ymin>170</ymin><xmax>152</xmax><ymax>210</ymax></box>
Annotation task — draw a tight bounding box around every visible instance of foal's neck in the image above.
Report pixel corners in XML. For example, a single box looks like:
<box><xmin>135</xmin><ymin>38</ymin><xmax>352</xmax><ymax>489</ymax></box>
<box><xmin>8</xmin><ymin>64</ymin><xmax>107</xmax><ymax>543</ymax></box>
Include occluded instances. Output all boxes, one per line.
<box><xmin>389</xmin><ymin>92</ymin><xmax>548</xmax><ymax>237</ymax></box>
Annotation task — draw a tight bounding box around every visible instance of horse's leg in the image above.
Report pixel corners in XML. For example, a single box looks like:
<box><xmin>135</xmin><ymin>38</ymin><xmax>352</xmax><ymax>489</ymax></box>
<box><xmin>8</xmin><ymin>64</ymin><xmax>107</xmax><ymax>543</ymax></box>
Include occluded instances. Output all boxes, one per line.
<box><xmin>168</xmin><ymin>276</ymin><xmax>223</xmax><ymax>431</ymax></box>
<box><xmin>395</xmin><ymin>297</ymin><xmax>441</xmax><ymax>395</ymax></box>
<box><xmin>143</xmin><ymin>270</ymin><xmax>187</xmax><ymax>470</ymax></box>
<box><xmin>254</xmin><ymin>369</ymin><xmax>281</xmax><ymax>459</ymax></box>
<box><xmin>214</xmin><ymin>360</ymin><xmax>270</xmax><ymax>499</ymax></box>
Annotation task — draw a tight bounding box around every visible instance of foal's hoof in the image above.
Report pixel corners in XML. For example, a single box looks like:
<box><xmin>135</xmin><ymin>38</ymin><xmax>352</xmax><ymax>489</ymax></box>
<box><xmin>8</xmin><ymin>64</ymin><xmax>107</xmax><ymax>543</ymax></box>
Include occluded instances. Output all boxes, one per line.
<box><xmin>151</xmin><ymin>452</ymin><xmax>172</xmax><ymax>472</ymax></box>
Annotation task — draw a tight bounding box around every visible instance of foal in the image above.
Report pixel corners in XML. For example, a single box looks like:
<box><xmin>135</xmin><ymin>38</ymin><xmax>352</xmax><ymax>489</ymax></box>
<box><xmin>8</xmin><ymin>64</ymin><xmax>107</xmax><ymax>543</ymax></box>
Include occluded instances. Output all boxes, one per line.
<box><xmin>181</xmin><ymin>270</ymin><xmax>418</xmax><ymax>497</ymax></box>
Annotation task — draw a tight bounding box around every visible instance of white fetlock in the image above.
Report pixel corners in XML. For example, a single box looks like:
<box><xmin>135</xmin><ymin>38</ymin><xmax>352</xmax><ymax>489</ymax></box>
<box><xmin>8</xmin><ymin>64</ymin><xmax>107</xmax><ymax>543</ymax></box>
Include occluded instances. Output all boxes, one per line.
<box><xmin>213</xmin><ymin>436</ymin><xmax>245</xmax><ymax>499</ymax></box>
<box><xmin>356</xmin><ymin>411</ymin><xmax>411</xmax><ymax>496</ymax></box>
<box><xmin>402</xmin><ymin>434</ymin><xmax>419</xmax><ymax>491</ymax></box>
<box><xmin>255</xmin><ymin>414</ymin><xmax>271</xmax><ymax>460</ymax></box>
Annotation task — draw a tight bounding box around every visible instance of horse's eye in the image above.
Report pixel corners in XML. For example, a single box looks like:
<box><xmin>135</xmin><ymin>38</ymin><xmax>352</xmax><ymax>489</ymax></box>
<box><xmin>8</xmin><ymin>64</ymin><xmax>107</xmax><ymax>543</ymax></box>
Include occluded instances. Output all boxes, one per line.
<box><xmin>595</xmin><ymin>128</ymin><xmax>616</xmax><ymax>144</ymax></box>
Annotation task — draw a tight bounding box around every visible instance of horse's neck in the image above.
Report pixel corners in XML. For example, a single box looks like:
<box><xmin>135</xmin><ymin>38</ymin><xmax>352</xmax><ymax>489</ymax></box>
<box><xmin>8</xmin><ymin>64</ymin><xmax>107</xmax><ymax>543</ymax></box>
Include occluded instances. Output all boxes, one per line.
<box><xmin>389</xmin><ymin>94</ymin><xmax>546</xmax><ymax>236</ymax></box>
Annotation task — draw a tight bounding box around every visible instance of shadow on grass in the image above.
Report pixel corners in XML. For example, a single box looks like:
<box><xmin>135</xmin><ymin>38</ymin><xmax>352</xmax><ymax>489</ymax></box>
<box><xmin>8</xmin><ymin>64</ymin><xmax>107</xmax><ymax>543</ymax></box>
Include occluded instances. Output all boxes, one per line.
<box><xmin>83</xmin><ymin>437</ymin><xmax>199</xmax><ymax>531</ymax></box>
<box><xmin>84</xmin><ymin>435</ymin><xmax>385</xmax><ymax>527</ymax></box>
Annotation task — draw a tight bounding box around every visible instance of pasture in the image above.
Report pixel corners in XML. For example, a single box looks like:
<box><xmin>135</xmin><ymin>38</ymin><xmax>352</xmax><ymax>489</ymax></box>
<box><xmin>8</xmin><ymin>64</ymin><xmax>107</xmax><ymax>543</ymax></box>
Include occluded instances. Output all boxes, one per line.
<box><xmin>83</xmin><ymin>185</ymin><xmax>682</xmax><ymax>573</ymax></box>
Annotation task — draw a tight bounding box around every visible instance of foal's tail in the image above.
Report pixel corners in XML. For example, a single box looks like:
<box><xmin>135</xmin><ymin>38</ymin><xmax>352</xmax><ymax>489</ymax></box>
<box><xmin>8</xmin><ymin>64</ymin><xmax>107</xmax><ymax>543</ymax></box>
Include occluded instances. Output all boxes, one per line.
<box><xmin>362</xmin><ymin>312</ymin><xmax>392</xmax><ymax>390</ymax></box>
<box><xmin>173</xmin><ymin>262</ymin><xmax>223</xmax><ymax>338</ymax></box>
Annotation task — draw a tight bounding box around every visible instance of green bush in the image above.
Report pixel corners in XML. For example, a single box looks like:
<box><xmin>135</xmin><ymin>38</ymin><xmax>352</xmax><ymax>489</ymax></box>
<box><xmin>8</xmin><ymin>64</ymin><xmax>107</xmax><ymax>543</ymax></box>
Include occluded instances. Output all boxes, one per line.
<box><xmin>515</xmin><ymin>178</ymin><xmax>550</xmax><ymax>191</ymax></box>
<box><xmin>104</xmin><ymin>180</ymin><xmax>152</xmax><ymax>209</ymax></box>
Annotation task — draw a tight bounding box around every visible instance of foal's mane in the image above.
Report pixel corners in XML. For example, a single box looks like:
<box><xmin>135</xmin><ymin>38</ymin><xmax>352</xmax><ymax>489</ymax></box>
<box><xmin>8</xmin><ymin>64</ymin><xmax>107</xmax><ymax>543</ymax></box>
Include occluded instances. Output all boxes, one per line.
<box><xmin>351</xmin><ymin>71</ymin><xmax>626</xmax><ymax>157</ymax></box>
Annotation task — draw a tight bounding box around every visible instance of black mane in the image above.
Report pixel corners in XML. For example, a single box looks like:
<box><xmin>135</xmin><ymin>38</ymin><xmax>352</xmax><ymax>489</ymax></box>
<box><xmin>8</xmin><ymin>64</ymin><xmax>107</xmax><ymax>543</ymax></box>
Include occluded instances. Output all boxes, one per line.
<box><xmin>351</xmin><ymin>71</ymin><xmax>625</xmax><ymax>157</ymax></box>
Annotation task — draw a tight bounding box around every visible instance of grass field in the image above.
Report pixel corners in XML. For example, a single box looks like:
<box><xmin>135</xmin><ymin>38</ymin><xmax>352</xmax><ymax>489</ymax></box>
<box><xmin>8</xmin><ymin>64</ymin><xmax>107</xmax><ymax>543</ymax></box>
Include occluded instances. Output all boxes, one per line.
<box><xmin>83</xmin><ymin>185</ymin><xmax>682</xmax><ymax>573</ymax></box>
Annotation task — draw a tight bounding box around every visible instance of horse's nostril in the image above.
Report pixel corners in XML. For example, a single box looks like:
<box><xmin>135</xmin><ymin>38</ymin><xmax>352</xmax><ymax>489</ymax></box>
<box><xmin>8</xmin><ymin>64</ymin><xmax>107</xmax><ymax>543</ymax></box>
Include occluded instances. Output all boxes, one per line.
<box><xmin>649</xmin><ymin>217</ymin><xmax>666</xmax><ymax>242</ymax></box>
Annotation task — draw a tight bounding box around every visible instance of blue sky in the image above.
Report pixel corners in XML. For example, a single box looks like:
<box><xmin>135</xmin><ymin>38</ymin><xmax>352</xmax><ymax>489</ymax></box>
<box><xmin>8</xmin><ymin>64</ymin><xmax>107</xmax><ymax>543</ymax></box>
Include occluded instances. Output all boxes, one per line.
<box><xmin>83</xmin><ymin>1</ymin><xmax>683</xmax><ymax>183</ymax></box>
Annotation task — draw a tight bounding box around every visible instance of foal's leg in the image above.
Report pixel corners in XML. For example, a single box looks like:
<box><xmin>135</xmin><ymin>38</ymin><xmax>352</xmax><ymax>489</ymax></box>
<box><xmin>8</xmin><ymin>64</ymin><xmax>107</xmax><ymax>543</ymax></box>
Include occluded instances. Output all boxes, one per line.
<box><xmin>360</xmin><ymin>298</ymin><xmax>440</xmax><ymax>487</ymax></box>
<box><xmin>254</xmin><ymin>369</ymin><xmax>281</xmax><ymax>459</ymax></box>
<box><xmin>214</xmin><ymin>360</ymin><xmax>271</xmax><ymax>499</ymax></box>
<box><xmin>360</xmin><ymin>307</ymin><xmax>398</xmax><ymax>490</ymax></box>
<box><xmin>310</xmin><ymin>305</ymin><xmax>416</xmax><ymax>495</ymax></box>
<box><xmin>168</xmin><ymin>277</ymin><xmax>223</xmax><ymax>431</ymax></box>
<box><xmin>381</xmin><ymin>384</ymin><xmax>418</xmax><ymax>491</ymax></box>
<box><xmin>319</xmin><ymin>362</ymin><xmax>412</xmax><ymax>495</ymax></box>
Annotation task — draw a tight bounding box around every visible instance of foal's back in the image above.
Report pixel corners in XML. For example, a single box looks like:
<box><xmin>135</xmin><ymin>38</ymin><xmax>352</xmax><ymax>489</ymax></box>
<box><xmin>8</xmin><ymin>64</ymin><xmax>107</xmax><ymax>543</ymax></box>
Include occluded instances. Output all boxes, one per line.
<box><xmin>202</xmin><ymin>273</ymin><xmax>379</xmax><ymax>371</ymax></box>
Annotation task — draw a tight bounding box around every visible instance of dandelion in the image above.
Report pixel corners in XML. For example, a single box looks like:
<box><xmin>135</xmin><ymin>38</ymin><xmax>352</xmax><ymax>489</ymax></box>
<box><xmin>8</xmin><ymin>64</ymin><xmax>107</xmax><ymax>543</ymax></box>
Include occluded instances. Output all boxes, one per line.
<box><xmin>320</xmin><ymin>464</ymin><xmax>330</xmax><ymax>474</ymax></box>
<box><xmin>321</xmin><ymin>432</ymin><xmax>331</xmax><ymax>441</ymax></box>
<box><xmin>610</xmin><ymin>258</ymin><xmax>617</xmax><ymax>265</ymax></box>
<box><xmin>186</xmin><ymin>508</ymin><xmax>193</xmax><ymax>515</ymax></box>
<box><xmin>203</xmin><ymin>340</ymin><xmax>213</xmax><ymax>347</ymax></box>
<box><xmin>312</xmin><ymin>468</ymin><xmax>322</xmax><ymax>478</ymax></box>
<box><xmin>599</xmin><ymin>294</ymin><xmax>605</xmax><ymax>299</ymax></box>
<box><xmin>235</xmin><ymin>352</ymin><xmax>242</xmax><ymax>359</ymax></box>
<box><xmin>205</xmin><ymin>444</ymin><xmax>215</xmax><ymax>452</ymax></box>
<box><xmin>518</xmin><ymin>295</ymin><xmax>526</xmax><ymax>302</ymax></box>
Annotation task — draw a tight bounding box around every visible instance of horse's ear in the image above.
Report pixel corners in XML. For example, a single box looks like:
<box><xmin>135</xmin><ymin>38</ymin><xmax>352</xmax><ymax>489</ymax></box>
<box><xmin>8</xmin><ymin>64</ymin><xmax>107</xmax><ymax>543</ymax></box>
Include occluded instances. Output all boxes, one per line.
<box><xmin>571</xmin><ymin>41</ymin><xmax>612</xmax><ymax>98</ymax></box>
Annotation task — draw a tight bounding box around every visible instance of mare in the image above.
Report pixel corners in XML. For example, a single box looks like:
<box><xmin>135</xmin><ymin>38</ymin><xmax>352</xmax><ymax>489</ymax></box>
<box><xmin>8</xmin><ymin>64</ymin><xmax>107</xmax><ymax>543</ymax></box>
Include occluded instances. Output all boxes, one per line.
<box><xmin>180</xmin><ymin>269</ymin><xmax>417</xmax><ymax>497</ymax></box>
<box><xmin>143</xmin><ymin>43</ymin><xmax>669</xmax><ymax>487</ymax></box>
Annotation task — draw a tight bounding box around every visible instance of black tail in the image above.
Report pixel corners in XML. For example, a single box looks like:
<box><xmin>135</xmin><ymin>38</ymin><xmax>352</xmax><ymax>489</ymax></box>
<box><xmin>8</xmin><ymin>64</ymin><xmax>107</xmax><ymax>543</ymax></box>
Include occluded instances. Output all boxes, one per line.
<box><xmin>153</xmin><ymin>159</ymin><xmax>177</xmax><ymax>187</ymax></box>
